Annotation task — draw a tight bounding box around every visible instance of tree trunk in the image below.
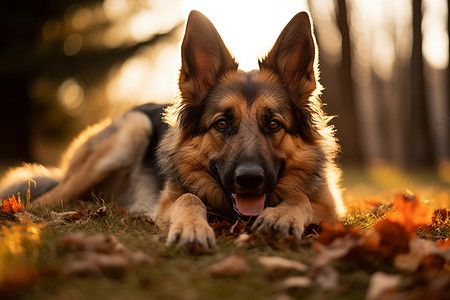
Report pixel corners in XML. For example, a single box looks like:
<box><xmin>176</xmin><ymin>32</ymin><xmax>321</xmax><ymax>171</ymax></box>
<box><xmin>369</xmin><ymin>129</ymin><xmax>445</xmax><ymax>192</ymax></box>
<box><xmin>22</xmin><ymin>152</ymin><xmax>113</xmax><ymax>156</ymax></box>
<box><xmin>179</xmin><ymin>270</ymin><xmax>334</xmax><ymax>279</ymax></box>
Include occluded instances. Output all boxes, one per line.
<box><xmin>448</xmin><ymin>0</ymin><xmax>450</xmax><ymax>159</ymax></box>
<box><xmin>335</xmin><ymin>0</ymin><xmax>364</xmax><ymax>164</ymax></box>
<box><xmin>408</xmin><ymin>0</ymin><xmax>434</xmax><ymax>166</ymax></box>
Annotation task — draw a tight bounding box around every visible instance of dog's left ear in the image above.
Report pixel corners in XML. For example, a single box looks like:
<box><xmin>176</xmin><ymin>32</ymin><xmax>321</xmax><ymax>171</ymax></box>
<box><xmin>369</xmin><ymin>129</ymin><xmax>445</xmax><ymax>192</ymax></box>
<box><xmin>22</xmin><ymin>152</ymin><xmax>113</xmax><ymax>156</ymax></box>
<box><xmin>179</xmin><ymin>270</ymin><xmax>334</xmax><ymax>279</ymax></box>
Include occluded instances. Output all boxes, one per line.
<box><xmin>259</xmin><ymin>12</ymin><xmax>318</xmax><ymax>100</ymax></box>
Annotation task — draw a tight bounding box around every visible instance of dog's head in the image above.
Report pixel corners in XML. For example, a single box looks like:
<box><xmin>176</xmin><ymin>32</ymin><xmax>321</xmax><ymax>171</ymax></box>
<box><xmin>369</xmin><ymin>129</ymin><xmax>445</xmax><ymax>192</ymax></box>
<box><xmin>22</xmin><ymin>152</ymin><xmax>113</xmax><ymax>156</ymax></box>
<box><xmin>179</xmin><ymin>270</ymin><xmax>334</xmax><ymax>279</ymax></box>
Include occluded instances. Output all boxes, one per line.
<box><xmin>165</xmin><ymin>11</ymin><xmax>332</xmax><ymax>218</ymax></box>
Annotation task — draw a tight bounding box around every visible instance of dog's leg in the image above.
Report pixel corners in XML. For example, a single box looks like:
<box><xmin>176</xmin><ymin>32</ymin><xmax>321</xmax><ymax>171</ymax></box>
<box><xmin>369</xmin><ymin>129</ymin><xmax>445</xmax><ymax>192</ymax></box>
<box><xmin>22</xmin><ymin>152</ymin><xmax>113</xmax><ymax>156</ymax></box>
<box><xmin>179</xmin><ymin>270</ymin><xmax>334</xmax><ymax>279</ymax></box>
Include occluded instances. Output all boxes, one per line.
<box><xmin>34</xmin><ymin>111</ymin><xmax>151</xmax><ymax>206</ymax></box>
<box><xmin>157</xmin><ymin>188</ymin><xmax>216</xmax><ymax>248</ymax></box>
<box><xmin>251</xmin><ymin>191</ymin><xmax>314</xmax><ymax>240</ymax></box>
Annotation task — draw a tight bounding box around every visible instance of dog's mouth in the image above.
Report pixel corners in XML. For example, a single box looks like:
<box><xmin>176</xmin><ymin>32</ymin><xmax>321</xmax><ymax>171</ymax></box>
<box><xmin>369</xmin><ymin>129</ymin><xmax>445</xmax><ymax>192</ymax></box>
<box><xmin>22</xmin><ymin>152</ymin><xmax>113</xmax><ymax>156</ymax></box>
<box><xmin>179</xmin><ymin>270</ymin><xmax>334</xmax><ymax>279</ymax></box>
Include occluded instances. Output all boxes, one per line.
<box><xmin>231</xmin><ymin>193</ymin><xmax>267</xmax><ymax>217</ymax></box>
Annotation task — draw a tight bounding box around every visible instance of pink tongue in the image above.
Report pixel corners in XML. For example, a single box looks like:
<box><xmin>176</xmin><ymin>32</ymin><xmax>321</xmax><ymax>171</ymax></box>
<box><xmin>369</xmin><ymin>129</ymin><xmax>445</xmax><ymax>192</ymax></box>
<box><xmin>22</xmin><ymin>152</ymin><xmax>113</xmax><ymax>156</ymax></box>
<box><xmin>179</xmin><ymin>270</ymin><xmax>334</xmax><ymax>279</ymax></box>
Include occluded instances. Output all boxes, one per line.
<box><xmin>234</xmin><ymin>194</ymin><xmax>265</xmax><ymax>216</ymax></box>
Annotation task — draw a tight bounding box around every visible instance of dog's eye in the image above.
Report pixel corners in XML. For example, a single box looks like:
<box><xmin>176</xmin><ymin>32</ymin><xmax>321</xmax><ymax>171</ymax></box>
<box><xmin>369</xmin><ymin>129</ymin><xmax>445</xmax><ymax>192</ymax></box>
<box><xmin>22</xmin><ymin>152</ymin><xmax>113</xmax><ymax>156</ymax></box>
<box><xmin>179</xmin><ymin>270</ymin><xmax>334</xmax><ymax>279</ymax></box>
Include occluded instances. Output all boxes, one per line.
<box><xmin>215</xmin><ymin>119</ymin><xmax>228</xmax><ymax>130</ymax></box>
<box><xmin>269</xmin><ymin>119</ymin><xmax>281</xmax><ymax>130</ymax></box>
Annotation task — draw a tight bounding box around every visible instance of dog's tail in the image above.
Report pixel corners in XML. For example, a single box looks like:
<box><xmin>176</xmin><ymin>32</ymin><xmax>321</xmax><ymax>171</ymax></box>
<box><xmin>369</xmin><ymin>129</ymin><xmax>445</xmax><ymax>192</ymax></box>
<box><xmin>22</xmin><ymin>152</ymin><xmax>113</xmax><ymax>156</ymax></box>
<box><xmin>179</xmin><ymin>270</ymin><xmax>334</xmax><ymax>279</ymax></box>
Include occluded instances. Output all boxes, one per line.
<box><xmin>0</xmin><ymin>164</ymin><xmax>61</xmax><ymax>202</ymax></box>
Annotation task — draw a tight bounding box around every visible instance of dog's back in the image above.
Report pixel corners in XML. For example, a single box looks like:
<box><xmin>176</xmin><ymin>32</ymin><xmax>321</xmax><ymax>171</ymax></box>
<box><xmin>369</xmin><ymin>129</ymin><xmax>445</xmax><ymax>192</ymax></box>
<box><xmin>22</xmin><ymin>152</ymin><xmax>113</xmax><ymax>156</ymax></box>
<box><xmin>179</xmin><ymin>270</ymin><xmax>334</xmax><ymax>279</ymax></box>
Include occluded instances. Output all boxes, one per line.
<box><xmin>0</xmin><ymin>103</ymin><xmax>168</xmax><ymax>216</ymax></box>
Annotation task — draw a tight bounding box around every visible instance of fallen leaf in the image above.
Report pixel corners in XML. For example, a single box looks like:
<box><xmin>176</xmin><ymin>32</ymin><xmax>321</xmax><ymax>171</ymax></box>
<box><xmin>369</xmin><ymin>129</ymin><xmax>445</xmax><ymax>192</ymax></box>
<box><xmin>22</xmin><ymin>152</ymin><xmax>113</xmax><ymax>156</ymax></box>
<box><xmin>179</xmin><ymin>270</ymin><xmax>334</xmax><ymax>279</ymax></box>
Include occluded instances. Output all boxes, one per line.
<box><xmin>62</xmin><ymin>258</ymin><xmax>101</xmax><ymax>277</ymax></box>
<box><xmin>394</xmin><ymin>238</ymin><xmax>434</xmax><ymax>272</ymax></box>
<box><xmin>60</xmin><ymin>232</ymin><xmax>153</xmax><ymax>278</ymax></box>
<box><xmin>1</xmin><ymin>195</ymin><xmax>23</xmax><ymax>214</ymax></box>
<box><xmin>61</xmin><ymin>232</ymin><xmax>119</xmax><ymax>253</ymax></box>
<box><xmin>14</xmin><ymin>212</ymin><xmax>43</xmax><ymax>223</ymax></box>
<box><xmin>313</xmin><ymin>236</ymin><xmax>357</xmax><ymax>268</ymax></box>
<box><xmin>49</xmin><ymin>211</ymin><xmax>84</xmax><ymax>225</ymax></box>
<box><xmin>88</xmin><ymin>252</ymin><xmax>129</xmax><ymax>278</ymax></box>
<box><xmin>420</xmin><ymin>254</ymin><xmax>446</xmax><ymax>274</ymax></box>
<box><xmin>366</xmin><ymin>272</ymin><xmax>402</xmax><ymax>300</ymax></box>
<box><xmin>437</xmin><ymin>240</ymin><xmax>450</xmax><ymax>248</ymax></box>
<box><xmin>388</xmin><ymin>194</ymin><xmax>433</xmax><ymax>235</ymax></box>
<box><xmin>235</xmin><ymin>233</ymin><xmax>250</xmax><ymax>247</ymax></box>
<box><xmin>89</xmin><ymin>206</ymin><xmax>107</xmax><ymax>219</ymax></box>
<box><xmin>282</xmin><ymin>276</ymin><xmax>312</xmax><ymax>289</ymax></box>
<box><xmin>209</xmin><ymin>254</ymin><xmax>249</xmax><ymax>277</ymax></box>
<box><xmin>210</xmin><ymin>220</ymin><xmax>232</xmax><ymax>236</ymax></box>
<box><xmin>313</xmin><ymin>265</ymin><xmax>340</xmax><ymax>291</ymax></box>
<box><xmin>317</xmin><ymin>221</ymin><xmax>348</xmax><ymax>245</ymax></box>
<box><xmin>210</xmin><ymin>220</ymin><xmax>250</xmax><ymax>238</ymax></box>
<box><xmin>394</xmin><ymin>237</ymin><xmax>450</xmax><ymax>272</ymax></box>
<box><xmin>258</xmin><ymin>256</ymin><xmax>308</xmax><ymax>274</ymax></box>
<box><xmin>373</xmin><ymin>219</ymin><xmax>410</xmax><ymax>257</ymax></box>
<box><xmin>62</xmin><ymin>253</ymin><xmax>132</xmax><ymax>278</ymax></box>
<box><xmin>0</xmin><ymin>265</ymin><xmax>39</xmax><ymax>295</ymax></box>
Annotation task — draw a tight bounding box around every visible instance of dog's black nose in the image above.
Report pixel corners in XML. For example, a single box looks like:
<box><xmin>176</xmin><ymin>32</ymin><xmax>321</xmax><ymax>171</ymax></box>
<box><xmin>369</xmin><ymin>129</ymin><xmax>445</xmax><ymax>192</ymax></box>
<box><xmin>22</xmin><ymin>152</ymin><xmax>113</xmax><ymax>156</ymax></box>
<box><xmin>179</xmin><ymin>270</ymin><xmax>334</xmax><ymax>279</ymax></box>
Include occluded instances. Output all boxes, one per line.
<box><xmin>235</xmin><ymin>164</ymin><xmax>264</xmax><ymax>189</ymax></box>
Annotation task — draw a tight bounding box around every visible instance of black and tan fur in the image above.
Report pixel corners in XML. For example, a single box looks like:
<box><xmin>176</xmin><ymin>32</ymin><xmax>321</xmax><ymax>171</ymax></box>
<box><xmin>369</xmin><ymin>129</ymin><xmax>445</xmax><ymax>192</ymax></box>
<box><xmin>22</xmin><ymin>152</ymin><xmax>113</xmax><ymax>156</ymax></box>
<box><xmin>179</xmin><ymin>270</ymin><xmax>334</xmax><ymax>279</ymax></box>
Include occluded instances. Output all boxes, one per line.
<box><xmin>0</xmin><ymin>11</ymin><xmax>345</xmax><ymax>248</ymax></box>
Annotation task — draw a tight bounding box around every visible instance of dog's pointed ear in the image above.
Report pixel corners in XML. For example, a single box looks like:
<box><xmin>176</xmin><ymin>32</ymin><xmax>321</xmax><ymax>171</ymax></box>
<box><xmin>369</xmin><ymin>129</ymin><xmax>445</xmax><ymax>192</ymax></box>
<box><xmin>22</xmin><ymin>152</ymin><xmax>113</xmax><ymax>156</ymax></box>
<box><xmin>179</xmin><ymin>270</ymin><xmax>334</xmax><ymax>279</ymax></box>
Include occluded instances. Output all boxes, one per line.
<box><xmin>259</xmin><ymin>12</ymin><xmax>318</xmax><ymax>99</ymax></box>
<box><xmin>179</xmin><ymin>10</ymin><xmax>238</xmax><ymax>102</ymax></box>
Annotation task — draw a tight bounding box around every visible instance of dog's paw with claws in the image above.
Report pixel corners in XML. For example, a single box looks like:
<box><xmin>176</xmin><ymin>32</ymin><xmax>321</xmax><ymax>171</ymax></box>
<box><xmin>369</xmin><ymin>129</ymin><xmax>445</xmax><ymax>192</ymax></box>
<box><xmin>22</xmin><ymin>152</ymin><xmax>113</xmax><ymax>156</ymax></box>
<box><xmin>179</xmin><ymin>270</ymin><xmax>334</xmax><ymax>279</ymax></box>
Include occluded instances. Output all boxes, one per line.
<box><xmin>166</xmin><ymin>219</ymin><xmax>216</xmax><ymax>249</ymax></box>
<box><xmin>251</xmin><ymin>207</ymin><xmax>308</xmax><ymax>240</ymax></box>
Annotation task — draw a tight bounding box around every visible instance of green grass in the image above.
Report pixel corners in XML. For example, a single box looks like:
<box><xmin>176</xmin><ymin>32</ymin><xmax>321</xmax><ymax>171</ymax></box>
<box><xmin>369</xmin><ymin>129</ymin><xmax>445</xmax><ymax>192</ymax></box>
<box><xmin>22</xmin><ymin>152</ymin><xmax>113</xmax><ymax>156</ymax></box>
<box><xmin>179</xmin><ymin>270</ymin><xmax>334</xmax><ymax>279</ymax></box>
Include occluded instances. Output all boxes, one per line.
<box><xmin>1</xmin><ymin>167</ymin><xmax>449</xmax><ymax>299</ymax></box>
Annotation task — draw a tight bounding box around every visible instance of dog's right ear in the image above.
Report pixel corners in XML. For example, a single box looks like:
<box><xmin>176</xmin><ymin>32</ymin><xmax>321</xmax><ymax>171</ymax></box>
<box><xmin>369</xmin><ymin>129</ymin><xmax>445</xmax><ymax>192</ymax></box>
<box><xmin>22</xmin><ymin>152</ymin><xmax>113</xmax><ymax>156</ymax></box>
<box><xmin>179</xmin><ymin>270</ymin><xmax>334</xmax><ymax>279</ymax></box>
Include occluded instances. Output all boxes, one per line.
<box><xmin>179</xmin><ymin>10</ymin><xmax>238</xmax><ymax>104</ymax></box>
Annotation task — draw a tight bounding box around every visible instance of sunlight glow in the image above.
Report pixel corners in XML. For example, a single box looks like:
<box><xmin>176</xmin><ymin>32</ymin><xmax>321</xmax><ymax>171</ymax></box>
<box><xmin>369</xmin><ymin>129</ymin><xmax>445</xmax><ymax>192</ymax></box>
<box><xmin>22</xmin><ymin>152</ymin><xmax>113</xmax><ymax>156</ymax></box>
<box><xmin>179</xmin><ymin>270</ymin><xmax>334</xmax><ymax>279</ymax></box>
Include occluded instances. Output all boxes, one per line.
<box><xmin>72</xmin><ymin>7</ymin><xmax>93</xmax><ymax>30</ymax></box>
<box><xmin>41</xmin><ymin>18</ymin><xmax>60</xmax><ymax>40</ymax></box>
<box><xmin>106</xmin><ymin>41</ymin><xmax>180</xmax><ymax>105</ymax></box>
<box><xmin>103</xmin><ymin>0</ymin><xmax>183</xmax><ymax>46</ymax></box>
<box><xmin>182</xmin><ymin>0</ymin><xmax>309</xmax><ymax>71</ymax></box>
<box><xmin>63</xmin><ymin>33</ymin><xmax>83</xmax><ymax>56</ymax></box>
<box><xmin>103</xmin><ymin>0</ymin><xmax>129</xmax><ymax>21</ymax></box>
<box><xmin>58</xmin><ymin>78</ymin><xmax>86</xmax><ymax>116</ymax></box>
<box><xmin>423</xmin><ymin>0</ymin><xmax>449</xmax><ymax>69</ymax></box>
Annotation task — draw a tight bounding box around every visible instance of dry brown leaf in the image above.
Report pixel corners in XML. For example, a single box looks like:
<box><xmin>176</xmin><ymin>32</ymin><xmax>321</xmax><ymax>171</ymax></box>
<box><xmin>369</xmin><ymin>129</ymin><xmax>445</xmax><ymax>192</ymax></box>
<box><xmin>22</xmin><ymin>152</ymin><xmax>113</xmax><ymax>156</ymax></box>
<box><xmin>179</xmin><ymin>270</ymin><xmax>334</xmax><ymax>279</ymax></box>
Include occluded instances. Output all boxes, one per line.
<box><xmin>49</xmin><ymin>211</ymin><xmax>84</xmax><ymax>225</ymax></box>
<box><xmin>258</xmin><ymin>256</ymin><xmax>308</xmax><ymax>274</ymax></box>
<box><xmin>62</xmin><ymin>258</ymin><xmax>102</xmax><ymax>277</ymax></box>
<box><xmin>313</xmin><ymin>236</ymin><xmax>357</xmax><ymax>268</ymax></box>
<box><xmin>282</xmin><ymin>276</ymin><xmax>312</xmax><ymax>289</ymax></box>
<box><xmin>61</xmin><ymin>232</ymin><xmax>119</xmax><ymax>253</ymax></box>
<box><xmin>63</xmin><ymin>253</ymin><xmax>129</xmax><ymax>278</ymax></box>
<box><xmin>89</xmin><ymin>206</ymin><xmax>107</xmax><ymax>219</ymax></box>
<box><xmin>209</xmin><ymin>254</ymin><xmax>249</xmax><ymax>277</ymax></box>
<box><xmin>394</xmin><ymin>237</ymin><xmax>450</xmax><ymax>272</ymax></box>
<box><xmin>14</xmin><ymin>212</ymin><xmax>43</xmax><ymax>223</ymax></box>
<box><xmin>0</xmin><ymin>265</ymin><xmax>39</xmax><ymax>295</ymax></box>
<box><xmin>317</xmin><ymin>221</ymin><xmax>348</xmax><ymax>245</ymax></box>
<box><xmin>235</xmin><ymin>233</ymin><xmax>251</xmax><ymax>247</ymax></box>
<box><xmin>313</xmin><ymin>265</ymin><xmax>339</xmax><ymax>291</ymax></box>
<box><xmin>373</xmin><ymin>219</ymin><xmax>410</xmax><ymax>257</ymax></box>
<box><xmin>366</xmin><ymin>272</ymin><xmax>402</xmax><ymax>300</ymax></box>
<box><xmin>60</xmin><ymin>232</ymin><xmax>153</xmax><ymax>278</ymax></box>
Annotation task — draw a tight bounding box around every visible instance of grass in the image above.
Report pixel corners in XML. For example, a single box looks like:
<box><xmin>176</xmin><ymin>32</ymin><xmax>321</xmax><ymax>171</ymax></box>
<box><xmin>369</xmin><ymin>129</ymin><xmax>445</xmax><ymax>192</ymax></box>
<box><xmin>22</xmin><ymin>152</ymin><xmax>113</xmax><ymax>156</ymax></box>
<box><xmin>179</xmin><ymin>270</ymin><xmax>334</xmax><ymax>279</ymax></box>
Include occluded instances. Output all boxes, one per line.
<box><xmin>0</xmin><ymin>167</ymin><xmax>449</xmax><ymax>299</ymax></box>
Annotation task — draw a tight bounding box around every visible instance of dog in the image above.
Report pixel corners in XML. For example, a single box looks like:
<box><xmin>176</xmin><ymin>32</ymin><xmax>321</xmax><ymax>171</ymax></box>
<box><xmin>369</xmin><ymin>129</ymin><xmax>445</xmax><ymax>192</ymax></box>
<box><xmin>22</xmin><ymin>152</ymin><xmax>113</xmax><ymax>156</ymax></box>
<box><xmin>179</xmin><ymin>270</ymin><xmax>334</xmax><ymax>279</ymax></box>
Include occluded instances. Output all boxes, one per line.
<box><xmin>0</xmin><ymin>11</ymin><xmax>345</xmax><ymax>248</ymax></box>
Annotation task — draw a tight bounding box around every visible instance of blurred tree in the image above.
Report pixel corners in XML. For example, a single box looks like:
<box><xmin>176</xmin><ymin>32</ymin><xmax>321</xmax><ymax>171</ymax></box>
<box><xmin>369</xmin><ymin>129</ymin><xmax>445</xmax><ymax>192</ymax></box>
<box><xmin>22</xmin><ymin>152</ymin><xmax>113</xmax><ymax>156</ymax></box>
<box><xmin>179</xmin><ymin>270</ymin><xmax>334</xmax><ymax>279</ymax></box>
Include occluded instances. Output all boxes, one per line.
<box><xmin>0</xmin><ymin>0</ymin><xmax>182</xmax><ymax>165</ymax></box>
<box><xmin>0</xmin><ymin>1</ymin><xmax>69</xmax><ymax>163</ymax></box>
<box><xmin>335</xmin><ymin>0</ymin><xmax>363</xmax><ymax>164</ymax></box>
<box><xmin>448</xmin><ymin>0</ymin><xmax>450</xmax><ymax>159</ymax></box>
<box><xmin>408</xmin><ymin>0</ymin><xmax>434</xmax><ymax>166</ymax></box>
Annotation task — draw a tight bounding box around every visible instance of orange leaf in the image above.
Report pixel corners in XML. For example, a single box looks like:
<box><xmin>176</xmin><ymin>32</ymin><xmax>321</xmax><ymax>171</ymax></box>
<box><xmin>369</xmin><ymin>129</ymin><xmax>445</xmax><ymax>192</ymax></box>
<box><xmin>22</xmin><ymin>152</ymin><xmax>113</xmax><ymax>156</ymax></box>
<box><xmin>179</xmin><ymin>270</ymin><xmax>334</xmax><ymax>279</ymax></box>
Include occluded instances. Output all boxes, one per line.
<box><xmin>388</xmin><ymin>194</ymin><xmax>432</xmax><ymax>235</ymax></box>
<box><xmin>436</xmin><ymin>239</ymin><xmax>450</xmax><ymax>248</ymax></box>
<box><xmin>317</xmin><ymin>221</ymin><xmax>348</xmax><ymax>245</ymax></box>
<box><xmin>374</xmin><ymin>219</ymin><xmax>410</xmax><ymax>256</ymax></box>
<box><xmin>1</xmin><ymin>195</ymin><xmax>23</xmax><ymax>214</ymax></box>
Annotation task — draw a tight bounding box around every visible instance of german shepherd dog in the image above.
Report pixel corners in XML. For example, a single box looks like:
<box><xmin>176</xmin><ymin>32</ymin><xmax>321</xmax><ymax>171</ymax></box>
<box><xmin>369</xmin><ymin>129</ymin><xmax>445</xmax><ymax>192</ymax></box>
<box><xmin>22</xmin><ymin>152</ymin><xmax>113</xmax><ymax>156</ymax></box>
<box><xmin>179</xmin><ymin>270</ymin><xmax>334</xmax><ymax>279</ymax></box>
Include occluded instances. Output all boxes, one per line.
<box><xmin>0</xmin><ymin>11</ymin><xmax>345</xmax><ymax>248</ymax></box>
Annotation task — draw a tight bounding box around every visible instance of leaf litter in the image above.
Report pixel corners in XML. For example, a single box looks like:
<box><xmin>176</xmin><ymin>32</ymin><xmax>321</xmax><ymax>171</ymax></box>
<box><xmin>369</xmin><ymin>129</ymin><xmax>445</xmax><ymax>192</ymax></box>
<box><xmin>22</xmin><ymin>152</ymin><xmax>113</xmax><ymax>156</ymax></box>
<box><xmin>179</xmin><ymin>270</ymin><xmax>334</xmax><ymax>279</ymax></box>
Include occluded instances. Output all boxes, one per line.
<box><xmin>0</xmin><ymin>192</ymin><xmax>449</xmax><ymax>299</ymax></box>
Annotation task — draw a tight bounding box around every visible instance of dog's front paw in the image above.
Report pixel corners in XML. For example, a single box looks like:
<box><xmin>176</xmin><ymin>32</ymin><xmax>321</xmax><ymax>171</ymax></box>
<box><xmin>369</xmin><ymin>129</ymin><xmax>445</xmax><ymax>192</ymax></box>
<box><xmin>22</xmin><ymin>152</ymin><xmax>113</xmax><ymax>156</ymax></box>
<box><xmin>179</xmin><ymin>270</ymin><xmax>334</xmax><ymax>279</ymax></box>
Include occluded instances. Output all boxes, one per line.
<box><xmin>166</xmin><ymin>219</ymin><xmax>216</xmax><ymax>248</ymax></box>
<box><xmin>251</xmin><ymin>207</ymin><xmax>307</xmax><ymax>240</ymax></box>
